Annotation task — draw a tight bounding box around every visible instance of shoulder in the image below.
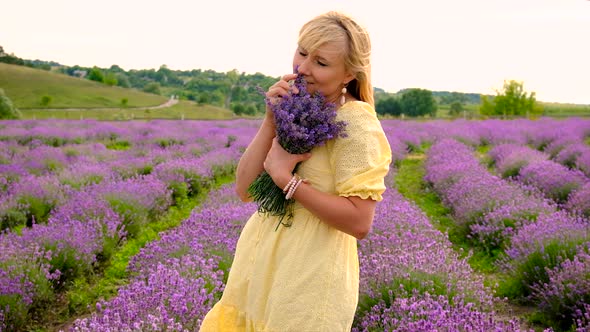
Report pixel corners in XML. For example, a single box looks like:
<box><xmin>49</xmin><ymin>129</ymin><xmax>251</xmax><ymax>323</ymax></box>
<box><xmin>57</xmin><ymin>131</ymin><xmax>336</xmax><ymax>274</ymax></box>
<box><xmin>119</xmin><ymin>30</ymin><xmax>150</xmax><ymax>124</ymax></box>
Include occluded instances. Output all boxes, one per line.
<box><xmin>336</xmin><ymin>101</ymin><xmax>381</xmax><ymax>132</ymax></box>
<box><xmin>337</xmin><ymin>101</ymin><xmax>375</xmax><ymax>117</ymax></box>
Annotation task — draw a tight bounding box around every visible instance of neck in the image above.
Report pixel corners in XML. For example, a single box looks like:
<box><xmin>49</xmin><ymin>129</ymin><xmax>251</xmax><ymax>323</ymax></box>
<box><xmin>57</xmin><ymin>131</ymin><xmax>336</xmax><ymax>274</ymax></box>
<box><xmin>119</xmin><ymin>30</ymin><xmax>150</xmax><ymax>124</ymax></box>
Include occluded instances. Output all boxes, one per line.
<box><xmin>327</xmin><ymin>92</ymin><xmax>347</xmax><ymax>105</ymax></box>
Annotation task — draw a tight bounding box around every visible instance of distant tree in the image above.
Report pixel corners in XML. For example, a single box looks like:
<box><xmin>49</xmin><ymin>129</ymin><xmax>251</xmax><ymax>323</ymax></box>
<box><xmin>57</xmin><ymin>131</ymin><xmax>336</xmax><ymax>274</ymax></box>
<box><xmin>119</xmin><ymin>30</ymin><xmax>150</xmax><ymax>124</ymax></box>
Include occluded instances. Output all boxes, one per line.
<box><xmin>231</xmin><ymin>86</ymin><xmax>247</xmax><ymax>103</ymax></box>
<box><xmin>245</xmin><ymin>104</ymin><xmax>257</xmax><ymax>116</ymax></box>
<box><xmin>439</xmin><ymin>91</ymin><xmax>469</xmax><ymax>105</ymax></box>
<box><xmin>226</xmin><ymin>69</ymin><xmax>240</xmax><ymax>85</ymax></box>
<box><xmin>480</xmin><ymin>96</ymin><xmax>495</xmax><ymax>117</ymax></box>
<box><xmin>40</xmin><ymin>95</ymin><xmax>52</xmax><ymax>106</ymax></box>
<box><xmin>232</xmin><ymin>103</ymin><xmax>246</xmax><ymax>115</ymax></box>
<box><xmin>376</xmin><ymin>96</ymin><xmax>402</xmax><ymax>116</ymax></box>
<box><xmin>400</xmin><ymin>88</ymin><xmax>437</xmax><ymax>117</ymax></box>
<box><xmin>0</xmin><ymin>46</ymin><xmax>25</xmax><ymax>66</ymax></box>
<box><xmin>103</xmin><ymin>73</ymin><xmax>118</xmax><ymax>86</ymax></box>
<box><xmin>116</xmin><ymin>73</ymin><xmax>130</xmax><ymax>88</ymax></box>
<box><xmin>197</xmin><ymin>93</ymin><xmax>210</xmax><ymax>105</ymax></box>
<box><xmin>109</xmin><ymin>64</ymin><xmax>125</xmax><ymax>72</ymax></box>
<box><xmin>232</xmin><ymin>102</ymin><xmax>257</xmax><ymax>116</ymax></box>
<box><xmin>184</xmin><ymin>91</ymin><xmax>197</xmax><ymax>101</ymax></box>
<box><xmin>143</xmin><ymin>82</ymin><xmax>161</xmax><ymax>95</ymax></box>
<box><xmin>210</xmin><ymin>90</ymin><xmax>225</xmax><ymax>107</ymax></box>
<box><xmin>449</xmin><ymin>101</ymin><xmax>464</xmax><ymax>117</ymax></box>
<box><xmin>480</xmin><ymin>80</ymin><xmax>542</xmax><ymax>118</ymax></box>
<box><xmin>24</xmin><ymin>61</ymin><xmax>51</xmax><ymax>70</ymax></box>
<box><xmin>88</xmin><ymin>67</ymin><xmax>104</xmax><ymax>83</ymax></box>
<box><xmin>0</xmin><ymin>89</ymin><xmax>22</xmax><ymax>119</ymax></box>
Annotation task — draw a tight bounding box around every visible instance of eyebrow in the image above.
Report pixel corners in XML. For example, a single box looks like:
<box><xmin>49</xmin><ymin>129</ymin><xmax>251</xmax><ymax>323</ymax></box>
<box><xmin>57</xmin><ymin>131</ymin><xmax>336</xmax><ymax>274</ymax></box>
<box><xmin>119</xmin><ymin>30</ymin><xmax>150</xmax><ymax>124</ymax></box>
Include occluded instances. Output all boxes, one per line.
<box><xmin>316</xmin><ymin>55</ymin><xmax>329</xmax><ymax>63</ymax></box>
<box><xmin>299</xmin><ymin>45</ymin><xmax>337</xmax><ymax>63</ymax></box>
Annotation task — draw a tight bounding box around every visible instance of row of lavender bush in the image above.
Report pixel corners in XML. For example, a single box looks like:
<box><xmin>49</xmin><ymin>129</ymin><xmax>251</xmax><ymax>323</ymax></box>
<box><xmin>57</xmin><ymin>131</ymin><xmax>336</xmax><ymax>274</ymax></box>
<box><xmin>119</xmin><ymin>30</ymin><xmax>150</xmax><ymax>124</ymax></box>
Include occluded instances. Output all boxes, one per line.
<box><xmin>425</xmin><ymin>138</ymin><xmax>590</xmax><ymax>330</ymax></box>
<box><xmin>489</xmin><ymin>142</ymin><xmax>590</xmax><ymax>217</ymax></box>
<box><xmin>2</xmin><ymin>117</ymin><xmax>589</xmax><ymax>331</ymax></box>
<box><xmin>68</xmin><ymin>172</ymin><xmax>525</xmax><ymax>331</ymax></box>
<box><xmin>0</xmin><ymin>120</ymin><xmax>257</xmax><ymax>331</ymax></box>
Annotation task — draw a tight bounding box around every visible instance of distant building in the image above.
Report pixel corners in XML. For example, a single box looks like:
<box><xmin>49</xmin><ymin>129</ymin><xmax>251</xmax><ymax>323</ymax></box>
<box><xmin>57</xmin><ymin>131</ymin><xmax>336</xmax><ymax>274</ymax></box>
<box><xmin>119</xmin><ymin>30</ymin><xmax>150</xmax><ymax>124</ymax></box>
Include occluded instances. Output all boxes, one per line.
<box><xmin>73</xmin><ymin>70</ymin><xmax>87</xmax><ymax>78</ymax></box>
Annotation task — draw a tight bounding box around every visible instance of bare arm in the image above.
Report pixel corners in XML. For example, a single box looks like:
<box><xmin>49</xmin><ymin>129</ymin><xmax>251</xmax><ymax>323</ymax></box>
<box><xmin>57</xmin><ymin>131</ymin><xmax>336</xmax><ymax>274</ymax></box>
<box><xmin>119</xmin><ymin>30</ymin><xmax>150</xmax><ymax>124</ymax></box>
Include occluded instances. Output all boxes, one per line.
<box><xmin>265</xmin><ymin>138</ymin><xmax>375</xmax><ymax>240</ymax></box>
<box><xmin>294</xmin><ymin>182</ymin><xmax>376</xmax><ymax>240</ymax></box>
<box><xmin>235</xmin><ymin>117</ymin><xmax>275</xmax><ymax>202</ymax></box>
<box><xmin>235</xmin><ymin>73</ymin><xmax>299</xmax><ymax>201</ymax></box>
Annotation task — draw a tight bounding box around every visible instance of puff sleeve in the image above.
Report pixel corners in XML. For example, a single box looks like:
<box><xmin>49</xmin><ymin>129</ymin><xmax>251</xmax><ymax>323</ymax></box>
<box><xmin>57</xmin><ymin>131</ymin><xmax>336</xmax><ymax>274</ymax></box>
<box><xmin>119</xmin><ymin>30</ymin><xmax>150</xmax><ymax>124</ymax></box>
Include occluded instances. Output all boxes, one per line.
<box><xmin>328</xmin><ymin>102</ymin><xmax>392</xmax><ymax>201</ymax></box>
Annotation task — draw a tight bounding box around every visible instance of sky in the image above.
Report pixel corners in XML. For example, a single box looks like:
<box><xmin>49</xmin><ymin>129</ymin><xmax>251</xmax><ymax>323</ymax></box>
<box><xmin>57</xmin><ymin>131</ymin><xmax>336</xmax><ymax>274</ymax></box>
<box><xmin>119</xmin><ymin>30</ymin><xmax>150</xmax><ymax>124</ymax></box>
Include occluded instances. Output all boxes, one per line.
<box><xmin>2</xmin><ymin>0</ymin><xmax>589</xmax><ymax>104</ymax></box>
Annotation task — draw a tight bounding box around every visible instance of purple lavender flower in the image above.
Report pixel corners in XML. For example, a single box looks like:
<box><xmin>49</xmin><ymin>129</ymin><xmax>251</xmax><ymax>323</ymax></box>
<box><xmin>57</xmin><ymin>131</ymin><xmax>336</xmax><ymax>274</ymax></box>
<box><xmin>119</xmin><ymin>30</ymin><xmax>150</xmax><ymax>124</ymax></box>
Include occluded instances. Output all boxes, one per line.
<box><xmin>555</xmin><ymin>143</ymin><xmax>590</xmax><ymax>169</ymax></box>
<box><xmin>490</xmin><ymin>144</ymin><xmax>549</xmax><ymax>178</ymax></box>
<box><xmin>567</xmin><ymin>182</ymin><xmax>590</xmax><ymax>217</ymax></box>
<box><xmin>271</xmin><ymin>74</ymin><xmax>346</xmax><ymax>154</ymax></box>
<box><xmin>530</xmin><ymin>243</ymin><xmax>590</xmax><ymax>331</ymax></box>
<box><xmin>577</xmin><ymin>150</ymin><xmax>590</xmax><ymax>177</ymax></box>
<box><xmin>499</xmin><ymin>211</ymin><xmax>590</xmax><ymax>298</ymax></box>
<box><xmin>248</xmin><ymin>73</ymin><xmax>346</xmax><ymax>227</ymax></box>
<box><xmin>518</xmin><ymin>160</ymin><xmax>588</xmax><ymax>203</ymax></box>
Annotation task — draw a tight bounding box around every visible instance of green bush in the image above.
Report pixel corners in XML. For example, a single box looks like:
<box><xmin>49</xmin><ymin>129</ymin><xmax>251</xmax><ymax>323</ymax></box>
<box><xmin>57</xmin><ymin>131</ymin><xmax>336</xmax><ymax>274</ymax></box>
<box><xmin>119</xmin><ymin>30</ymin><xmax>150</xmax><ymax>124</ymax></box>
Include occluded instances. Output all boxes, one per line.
<box><xmin>44</xmin><ymin>244</ymin><xmax>94</xmax><ymax>290</ymax></box>
<box><xmin>105</xmin><ymin>198</ymin><xmax>149</xmax><ymax>239</ymax></box>
<box><xmin>169</xmin><ymin>181</ymin><xmax>189</xmax><ymax>205</ymax></box>
<box><xmin>0</xmin><ymin>88</ymin><xmax>21</xmax><ymax>119</ymax></box>
<box><xmin>498</xmin><ymin>240</ymin><xmax>581</xmax><ymax>300</ymax></box>
<box><xmin>40</xmin><ymin>95</ymin><xmax>52</xmax><ymax>107</ymax></box>
<box><xmin>105</xmin><ymin>140</ymin><xmax>131</xmax><ymax>150</ymax></box>
<box><xmin>0</xmin><ymin>209</ymin><xmax>27</xmax><ymax>230</ymax></box>
<box><xmin>18</xmin><ymin>195</ymin><xmax>54</xmax><ymax>226</ymax></box>
<box><xmin>0</xmin><ymin>257</ymin><xmax>55</xmax><ymax>331</ymax></box>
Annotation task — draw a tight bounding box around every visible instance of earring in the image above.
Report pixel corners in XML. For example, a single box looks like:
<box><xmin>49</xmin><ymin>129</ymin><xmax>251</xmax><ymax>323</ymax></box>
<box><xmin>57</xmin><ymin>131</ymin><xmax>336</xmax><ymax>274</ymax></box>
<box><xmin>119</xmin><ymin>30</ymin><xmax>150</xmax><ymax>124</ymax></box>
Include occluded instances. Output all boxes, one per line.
<box><xmin>340</xmin><ymin>85</ymin><xmax>347</xmax><ymax>105</ymax></box>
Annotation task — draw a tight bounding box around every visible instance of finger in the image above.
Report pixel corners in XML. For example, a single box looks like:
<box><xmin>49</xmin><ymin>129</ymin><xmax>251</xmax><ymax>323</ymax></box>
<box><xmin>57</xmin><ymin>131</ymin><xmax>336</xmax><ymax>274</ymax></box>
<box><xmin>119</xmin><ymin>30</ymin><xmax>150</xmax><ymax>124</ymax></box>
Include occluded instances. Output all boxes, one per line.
<box><xmin>281</xmin><ymin>73</ymin><xmax>298</xmax><ymax>82</ymax></box>
<box><xmin>275</xmin><ymin>80</ymin><xmax>291</xmax><ymax>92</ymax></box>
<box><xmin>267</xmin><ymin>81</ymin><xmax>291</xmax><ymax>97</ymax></box>
<box><xmin>297</xmin><ymin>152</ymin><xmax>312</xmax><ymax>162</ymax></box>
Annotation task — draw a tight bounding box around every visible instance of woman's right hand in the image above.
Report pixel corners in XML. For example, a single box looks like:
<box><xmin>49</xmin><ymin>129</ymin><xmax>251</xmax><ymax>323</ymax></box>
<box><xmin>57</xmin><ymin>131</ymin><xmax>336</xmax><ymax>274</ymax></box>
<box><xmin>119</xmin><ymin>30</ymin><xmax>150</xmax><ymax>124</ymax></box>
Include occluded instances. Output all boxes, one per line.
<box><xmin>264</xmin><ymin>73</ymin><xmax>299</xmax><ymax>122</ymax></box>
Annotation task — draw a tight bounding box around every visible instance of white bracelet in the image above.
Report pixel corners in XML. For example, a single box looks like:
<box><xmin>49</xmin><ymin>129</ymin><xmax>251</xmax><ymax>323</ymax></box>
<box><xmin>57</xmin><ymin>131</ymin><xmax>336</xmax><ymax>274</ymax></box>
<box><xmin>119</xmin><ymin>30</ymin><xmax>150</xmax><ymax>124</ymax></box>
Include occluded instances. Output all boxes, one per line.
<box><xmin>285</xmin><ymin>179</ymin><xmax>299</xmax><ymax>199</ymax></box>
<box><xmin>285</xmin><ymin>176</ymin><xmax>299</xmax><ymax>198</ymax></box>
<box><xmin>282</xmin><ymin>174</ymin><xmax>298</xmax><ymax>193</ymax></box>
<box><xmin>285</xmin><ymin>177</ymin><xmax>304</xmax><ymax>200</ymax></box>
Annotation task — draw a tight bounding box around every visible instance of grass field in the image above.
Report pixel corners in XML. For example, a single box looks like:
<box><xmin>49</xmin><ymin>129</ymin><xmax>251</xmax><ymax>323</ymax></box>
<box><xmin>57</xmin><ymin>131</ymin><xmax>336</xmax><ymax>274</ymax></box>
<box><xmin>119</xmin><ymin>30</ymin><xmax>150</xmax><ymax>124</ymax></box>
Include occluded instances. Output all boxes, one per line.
<box><xmin>437</xmin><ymin>102</ymin><xmax>590</xmax><ymax>119</ymax></box>
<box><xmin>0</xmin><ymin>63</ymin><xmax>167</xmax><ymax>109</ymax></box>
<box><xmin>541</xmin><ymin>102</ymin><xmax>590</xmax><ymax>117</ymax></box>
<box><xmin>19</xmin><ymin>100</ymin><xmax>236</xmax><ymax>120</ymax></box>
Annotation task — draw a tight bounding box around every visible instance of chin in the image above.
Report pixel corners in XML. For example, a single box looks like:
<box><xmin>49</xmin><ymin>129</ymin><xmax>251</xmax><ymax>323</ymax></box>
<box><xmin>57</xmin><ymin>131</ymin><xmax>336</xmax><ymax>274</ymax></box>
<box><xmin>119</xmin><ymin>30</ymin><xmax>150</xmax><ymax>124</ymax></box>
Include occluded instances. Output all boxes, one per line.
<box><xmin>306</xmin><ymin>85</ymin><xmax>318</xmax><ymax>95</ymax></box>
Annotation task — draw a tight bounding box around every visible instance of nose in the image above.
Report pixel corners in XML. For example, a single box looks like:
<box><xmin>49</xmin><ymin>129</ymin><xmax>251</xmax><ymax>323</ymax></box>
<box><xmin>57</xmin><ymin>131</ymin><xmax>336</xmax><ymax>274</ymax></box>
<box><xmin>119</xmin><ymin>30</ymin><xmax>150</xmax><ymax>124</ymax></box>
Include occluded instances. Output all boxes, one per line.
<box><xmin>297</xmin><ymin>58</ymin><xmax>311</xmax><ymax>76</ymax></box>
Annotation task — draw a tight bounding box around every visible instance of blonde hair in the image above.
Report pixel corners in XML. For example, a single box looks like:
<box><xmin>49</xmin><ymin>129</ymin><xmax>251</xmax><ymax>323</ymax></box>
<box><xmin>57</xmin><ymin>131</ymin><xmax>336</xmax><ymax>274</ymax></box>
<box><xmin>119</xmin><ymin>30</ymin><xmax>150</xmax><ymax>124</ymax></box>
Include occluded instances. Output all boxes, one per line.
<box><xmin>298</xmin><ymin>11</ymin><xmax>374</xmax><ymax>107</ymax></box>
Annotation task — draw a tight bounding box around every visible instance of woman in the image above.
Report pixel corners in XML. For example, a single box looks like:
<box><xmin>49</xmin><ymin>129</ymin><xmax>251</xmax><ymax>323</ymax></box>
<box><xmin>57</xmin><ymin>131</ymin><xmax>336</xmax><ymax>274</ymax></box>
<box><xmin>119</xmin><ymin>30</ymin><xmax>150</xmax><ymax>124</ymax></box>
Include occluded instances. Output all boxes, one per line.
<box><xmin>200</xmin><ymin>11</ymin><xmax>391</xmax><ymax>331</ymax></box>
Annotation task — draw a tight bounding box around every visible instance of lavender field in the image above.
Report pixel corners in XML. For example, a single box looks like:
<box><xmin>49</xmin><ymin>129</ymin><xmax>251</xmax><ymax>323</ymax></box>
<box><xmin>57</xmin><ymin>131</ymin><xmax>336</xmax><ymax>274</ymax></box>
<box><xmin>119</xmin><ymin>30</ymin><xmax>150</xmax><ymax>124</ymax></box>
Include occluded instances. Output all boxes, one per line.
<box><xmin>1</xmin><ymin>118</ymin><xmax>589</xmax><ymax>331</ymax></box>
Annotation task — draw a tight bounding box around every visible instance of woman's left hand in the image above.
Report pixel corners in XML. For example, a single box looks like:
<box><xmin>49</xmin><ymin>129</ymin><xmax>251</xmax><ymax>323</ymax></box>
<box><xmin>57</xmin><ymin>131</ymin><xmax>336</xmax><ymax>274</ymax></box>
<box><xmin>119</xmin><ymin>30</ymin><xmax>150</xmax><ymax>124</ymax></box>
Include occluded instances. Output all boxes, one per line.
<box><xmin>264</xmin><ymin>137</ymin><xmax>311</xmax><ymax>188</ymax></box>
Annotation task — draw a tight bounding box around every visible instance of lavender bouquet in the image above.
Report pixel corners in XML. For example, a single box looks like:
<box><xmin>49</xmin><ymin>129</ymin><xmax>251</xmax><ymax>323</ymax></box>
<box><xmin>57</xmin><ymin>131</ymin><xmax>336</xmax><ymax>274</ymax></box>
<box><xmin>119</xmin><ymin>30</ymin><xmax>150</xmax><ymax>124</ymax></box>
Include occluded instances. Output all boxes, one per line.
<box><xmin>248</xmin><ymin>74</ymin><xmax>347</xmax><ymax>229</ymax></box>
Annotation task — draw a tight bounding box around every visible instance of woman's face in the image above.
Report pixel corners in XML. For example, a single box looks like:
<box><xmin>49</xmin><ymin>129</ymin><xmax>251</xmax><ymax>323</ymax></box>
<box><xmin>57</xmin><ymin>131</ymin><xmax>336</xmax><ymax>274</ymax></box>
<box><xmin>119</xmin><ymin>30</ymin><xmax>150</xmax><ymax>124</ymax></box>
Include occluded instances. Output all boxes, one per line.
<box><xmin>293</xmin><ymin>41</ymin><xmax>353</xmax><ymax>104</ymax></box>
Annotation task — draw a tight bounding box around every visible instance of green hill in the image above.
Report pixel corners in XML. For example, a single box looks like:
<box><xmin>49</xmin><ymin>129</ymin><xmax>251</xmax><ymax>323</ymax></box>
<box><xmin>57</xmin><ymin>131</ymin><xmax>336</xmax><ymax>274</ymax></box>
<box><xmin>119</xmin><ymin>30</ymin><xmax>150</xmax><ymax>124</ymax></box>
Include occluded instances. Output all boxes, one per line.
<box><xmin>0</xmin><ymin>63</ymin><xmax>167</xmax><ymax>109</ymax></box>
<box><xmin>16</xmin><ymin>100</ymin><xmax>235</xmax><ymax>121</ymax></box>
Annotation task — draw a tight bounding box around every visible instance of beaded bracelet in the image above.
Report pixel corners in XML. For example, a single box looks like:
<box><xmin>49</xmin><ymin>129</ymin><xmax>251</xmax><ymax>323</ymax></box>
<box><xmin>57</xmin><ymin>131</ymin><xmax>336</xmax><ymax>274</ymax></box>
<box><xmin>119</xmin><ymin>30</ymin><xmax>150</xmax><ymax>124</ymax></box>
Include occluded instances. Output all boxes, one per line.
<box><xmin>285</xmin><ymin>177</ymin><xmax>305</xmax><ymax>200</ymax></box>
<box><xmin>282</xmin><ymin>174</ymin><xmax>299</xmax><ymax>193</ymax></box>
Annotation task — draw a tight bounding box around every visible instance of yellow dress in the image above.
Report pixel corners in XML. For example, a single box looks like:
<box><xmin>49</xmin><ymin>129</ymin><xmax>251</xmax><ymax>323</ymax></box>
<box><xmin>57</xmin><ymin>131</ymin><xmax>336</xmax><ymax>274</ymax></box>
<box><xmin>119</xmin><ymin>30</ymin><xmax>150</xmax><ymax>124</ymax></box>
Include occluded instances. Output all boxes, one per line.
<box><xmin>200</xmin><ymin>101</ymin><xmax>391</xmax><ymax>332</ymax></box>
